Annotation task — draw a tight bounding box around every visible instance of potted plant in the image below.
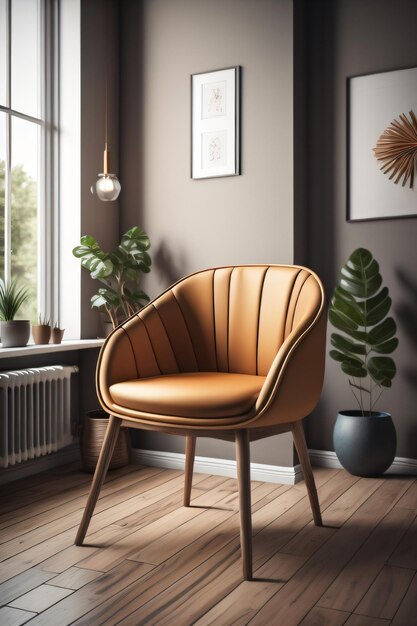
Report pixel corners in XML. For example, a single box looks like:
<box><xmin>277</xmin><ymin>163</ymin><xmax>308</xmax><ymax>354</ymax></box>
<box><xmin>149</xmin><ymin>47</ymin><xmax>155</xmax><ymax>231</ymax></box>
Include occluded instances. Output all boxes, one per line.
<box><xmin>32</xmin><ymin>315</ymin><xmax>51</xmax><ymax>345</ymax></box>
<box><xmin>72</xmin><ymin>226</ymin><xmax>151</xmax><ymax>330</ymax></box>
<box><xmin>72</xmin><ymin>227</ymin><xmax>150</xmax><ymax>470</ymax></box>
<box><xmin>0</xmin><ymin>279</ymin><xmax>31</xmax><ymax>348</ymax></box>
<box><xmin>51</xmin><ymin>322</ymin><xmax>65</xmax><ymax>344</ymax></box>
<box><xmin>329</xmin><ymin>248</ymin><xmax>398</xmax><ymax>477</ymax></box>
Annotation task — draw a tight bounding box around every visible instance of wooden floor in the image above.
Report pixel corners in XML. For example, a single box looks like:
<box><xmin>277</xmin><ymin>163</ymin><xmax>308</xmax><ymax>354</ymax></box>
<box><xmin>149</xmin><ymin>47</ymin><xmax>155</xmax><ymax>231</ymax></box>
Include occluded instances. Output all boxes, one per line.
<box><xmin>0</xmin><ymin>464</ymin><xmax>417</xmax><ymax>626</ymax></box>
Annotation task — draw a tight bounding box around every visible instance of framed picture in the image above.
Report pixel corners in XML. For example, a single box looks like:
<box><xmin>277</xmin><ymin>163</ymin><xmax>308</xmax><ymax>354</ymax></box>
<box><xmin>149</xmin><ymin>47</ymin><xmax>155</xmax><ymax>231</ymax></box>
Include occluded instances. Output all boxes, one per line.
<box><xmin>191</xmin><ymin>66</ymin><xmax>240</xmax><ymax>179</ymax></box>
<box><xmin>348</xmin><ymin>66</ymin><xmax>417</xmax><ymax>221</ymax></box>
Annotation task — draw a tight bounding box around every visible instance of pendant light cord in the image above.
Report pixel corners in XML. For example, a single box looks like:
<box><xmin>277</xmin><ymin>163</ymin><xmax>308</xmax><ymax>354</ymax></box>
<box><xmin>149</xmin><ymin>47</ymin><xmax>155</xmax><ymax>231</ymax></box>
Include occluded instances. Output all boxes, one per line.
<box><xmin>105</xmin><ymin>78</ymin><xmax>108</xmax><ymax>151</ymax></box>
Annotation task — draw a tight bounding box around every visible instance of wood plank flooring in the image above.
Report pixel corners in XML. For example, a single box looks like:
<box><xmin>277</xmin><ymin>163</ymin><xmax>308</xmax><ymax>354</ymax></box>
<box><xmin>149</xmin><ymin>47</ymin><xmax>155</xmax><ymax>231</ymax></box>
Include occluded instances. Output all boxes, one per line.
<box><xmin>0</xmin><ymin>463</ymin><xmax>416</xmax><ymax>625</ymax></box>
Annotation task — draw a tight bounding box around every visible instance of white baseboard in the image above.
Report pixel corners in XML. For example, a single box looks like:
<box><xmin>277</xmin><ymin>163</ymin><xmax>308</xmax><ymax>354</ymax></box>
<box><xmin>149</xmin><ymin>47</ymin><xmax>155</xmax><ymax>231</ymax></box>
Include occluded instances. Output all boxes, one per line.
<box><xmin>0</xmin><ymin>444</ymin><xmax>80</xmax><ymax>485</ymax></box>
<box><xmin>309</xmin><ymin>449</ymin><xmax>417</xmax><ymax>475</ymax></box>
<box><xmin>131</xmin><ymin>448</ymin><xmax>303</xmax><ymax>485</ymax></box>
<box><xmin>131</xmin><ymin>447</ymin><xmax>417</xmax><ymax>485</ymax></box>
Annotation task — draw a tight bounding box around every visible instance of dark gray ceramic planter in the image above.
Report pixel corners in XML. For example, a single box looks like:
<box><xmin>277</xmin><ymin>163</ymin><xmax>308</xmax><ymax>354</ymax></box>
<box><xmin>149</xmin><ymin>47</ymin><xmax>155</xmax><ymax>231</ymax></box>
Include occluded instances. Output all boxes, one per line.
<box><xmin>333</xmin><ymin>410</ymin><xmax>396</xmax><ymax>477</ymax></box>
<box><xmin>0</xmin><ymin>320</ymin><xmax>30</xmax><ymax>348</ymax></box>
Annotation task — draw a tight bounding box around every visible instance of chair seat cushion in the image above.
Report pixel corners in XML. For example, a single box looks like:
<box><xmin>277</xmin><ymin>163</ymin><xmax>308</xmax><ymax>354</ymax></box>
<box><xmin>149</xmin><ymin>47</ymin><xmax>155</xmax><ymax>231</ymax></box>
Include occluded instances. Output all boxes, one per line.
<box><xmin>109</xmin><ymin>372</ymin><xmax>266</xmax><ymax>419</ymax></box>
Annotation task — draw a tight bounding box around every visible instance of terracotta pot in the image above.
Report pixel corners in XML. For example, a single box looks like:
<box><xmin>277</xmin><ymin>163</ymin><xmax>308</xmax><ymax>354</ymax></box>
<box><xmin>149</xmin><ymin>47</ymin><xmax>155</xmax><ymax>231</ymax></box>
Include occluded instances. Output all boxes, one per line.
<box><xmin>1</xmin><ymin>320</ymin><xmax>30</xmax><ymax>347</ymax></box>
<box><xmin>80</xmin><ymin>409</ymin><xmax>131</xmax><ymax>472</ymax></box>
<box><xmin>32</xmin><ymin>324</ymin><xmax>51</xmax><ymax>345</ymax></box>
<box><xmin>51</xmin><ymin>328</ymin><xmax>65</xmax><ymax>344</ymax></box>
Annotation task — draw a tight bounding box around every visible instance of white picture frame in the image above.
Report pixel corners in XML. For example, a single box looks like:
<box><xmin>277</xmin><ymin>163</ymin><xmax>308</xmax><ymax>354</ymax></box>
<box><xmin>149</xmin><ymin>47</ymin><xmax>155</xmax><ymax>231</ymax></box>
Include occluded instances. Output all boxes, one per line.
<box><xmin>191</xmin><ymin>66</ymin><xmax>240</xmax><ymax>179</ymax></box>
<box><xmin>348</xmin><ymin>66</ymin><xmax>417</xmax><ymax>221</ymax></box>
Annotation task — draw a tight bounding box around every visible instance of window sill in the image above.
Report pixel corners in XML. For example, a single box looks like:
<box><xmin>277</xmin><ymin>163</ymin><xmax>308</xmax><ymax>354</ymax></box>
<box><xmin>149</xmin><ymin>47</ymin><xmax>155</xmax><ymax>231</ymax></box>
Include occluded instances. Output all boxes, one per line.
<box><xmin>0</xmin><ymin>339</ymin><xmax>105</xmax><ymax>359</ymax></box>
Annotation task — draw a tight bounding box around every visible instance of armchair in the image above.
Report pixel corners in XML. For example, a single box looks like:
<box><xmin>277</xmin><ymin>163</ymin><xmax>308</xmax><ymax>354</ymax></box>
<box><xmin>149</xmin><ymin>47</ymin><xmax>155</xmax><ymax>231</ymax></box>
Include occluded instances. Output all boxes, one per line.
<box><xmin>75</xmin><ymin>265</ymin><xmax>326</xmax><ymax>580</ymax></box>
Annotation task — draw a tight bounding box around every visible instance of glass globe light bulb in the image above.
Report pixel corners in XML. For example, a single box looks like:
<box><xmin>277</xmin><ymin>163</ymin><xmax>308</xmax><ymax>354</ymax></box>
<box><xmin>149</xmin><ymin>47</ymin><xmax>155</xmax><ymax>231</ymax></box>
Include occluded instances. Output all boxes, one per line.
<box><xmin>94</xmin><ymin>173</ymin><xmax>121</xmax><ymax>202</ymax></box>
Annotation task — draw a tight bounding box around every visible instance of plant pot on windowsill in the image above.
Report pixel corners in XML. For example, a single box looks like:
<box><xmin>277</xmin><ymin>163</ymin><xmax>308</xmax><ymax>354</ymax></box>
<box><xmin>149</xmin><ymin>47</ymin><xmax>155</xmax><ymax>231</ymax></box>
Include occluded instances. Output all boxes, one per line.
<box><xmin>51</xmin><ymin>327</ymin><xmax>65</xmax><ymax>344</ymax></box>
<box><xmin>0</xmin><ymin>279</ymin><xmax>31</xmax><ymax>347</ymax></box>
<box><xmin>0</xmin><ymin>319</ymin><xmax>31</xmax><ymax>347</ymax></box>
<box><xmin>80</xmin><ymin>409</ymin><xmax>131</xmax><ymax>473</ymax></box>
<box><xmin>32</xmin><ymin>324</ymin><xmax>51</xmax><ymax>345</ymax></box>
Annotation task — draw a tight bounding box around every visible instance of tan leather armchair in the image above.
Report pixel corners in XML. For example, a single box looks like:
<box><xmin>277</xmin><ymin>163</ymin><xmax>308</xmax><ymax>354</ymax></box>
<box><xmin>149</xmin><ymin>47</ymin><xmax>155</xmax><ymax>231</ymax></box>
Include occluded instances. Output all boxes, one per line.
<box><xmin>75</xmin><ymin>265</ymin><xmax>326</xmax><ymax>580</ymax></box>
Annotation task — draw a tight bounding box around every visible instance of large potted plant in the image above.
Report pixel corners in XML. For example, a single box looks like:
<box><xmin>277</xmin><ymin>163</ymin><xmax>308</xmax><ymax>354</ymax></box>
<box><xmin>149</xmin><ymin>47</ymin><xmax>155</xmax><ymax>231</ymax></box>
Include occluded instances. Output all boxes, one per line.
<box><xmin>329</xmin><ymin>248</ymin><xmax>398</xmax><ymax>477</ymax></box>
<box><xmin>0</xmin><ymin>279</ymin><xmax>30</xmax><ymax>348</ymax></box>
<box><xmin>72</xmin><ymin>226</ymin><xmax>151</xmax><ymax>471</ymax></box>
<box><xmin>72</xmin><ymin>226</ymin><xmax>151</xmax><ymax>330</ymax></box>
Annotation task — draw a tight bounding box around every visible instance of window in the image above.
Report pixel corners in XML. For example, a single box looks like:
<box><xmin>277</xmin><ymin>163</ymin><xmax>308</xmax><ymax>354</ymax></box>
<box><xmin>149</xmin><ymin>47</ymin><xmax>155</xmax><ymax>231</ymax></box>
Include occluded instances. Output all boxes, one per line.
<box><xmin>0</xmin><ymin>0</ymin><xmax>58</xmax><ymax>323</ymax></box>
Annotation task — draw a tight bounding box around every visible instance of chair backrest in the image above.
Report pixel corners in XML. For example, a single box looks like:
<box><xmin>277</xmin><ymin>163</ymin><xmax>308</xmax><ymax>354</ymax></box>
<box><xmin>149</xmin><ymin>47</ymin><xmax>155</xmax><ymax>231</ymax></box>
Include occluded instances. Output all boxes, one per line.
<box><xmin>121</xmin><ymin>265</ymin><xmax>324</xmax><ymax>378</ymax></box>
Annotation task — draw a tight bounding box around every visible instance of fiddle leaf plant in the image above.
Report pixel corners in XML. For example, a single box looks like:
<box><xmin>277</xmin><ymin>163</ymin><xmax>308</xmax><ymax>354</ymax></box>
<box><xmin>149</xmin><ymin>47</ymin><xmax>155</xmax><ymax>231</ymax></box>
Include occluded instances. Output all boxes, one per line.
<box><xmin>328</xmin><ymin>248</ymin><xmax>398</xmax><ymax>415</ymax></box>
<box><xmin>73</xmin><ymin>226</ymin><xmax>151</xmax><ymax>329</ymax></box>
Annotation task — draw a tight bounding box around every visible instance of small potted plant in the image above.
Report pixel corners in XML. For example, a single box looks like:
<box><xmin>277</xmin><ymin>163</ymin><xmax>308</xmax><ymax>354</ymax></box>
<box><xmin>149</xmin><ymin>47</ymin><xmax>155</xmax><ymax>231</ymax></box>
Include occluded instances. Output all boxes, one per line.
<box><xmin>51</xmin><ymin>322</ymin><xmax>65</xmax><ymax>344</ymax></box>
<box><xmin>72</xmin><ymin>226</ymin><xmax>151</xmax><ymax>330</ymax></box>
<box><xmin>0</xmin><ymin>279</ymin><xmax>30</xmax><ymax>347</ymax></box>
<box><xmin>32</xmin><ymin>315</ymin><xmax>51</xmax><ymax>345</ymax></box>
<box><xmin>329</xmin><ymin>248</ymin><xmax>398</xmax><ymax>477</ymax></box>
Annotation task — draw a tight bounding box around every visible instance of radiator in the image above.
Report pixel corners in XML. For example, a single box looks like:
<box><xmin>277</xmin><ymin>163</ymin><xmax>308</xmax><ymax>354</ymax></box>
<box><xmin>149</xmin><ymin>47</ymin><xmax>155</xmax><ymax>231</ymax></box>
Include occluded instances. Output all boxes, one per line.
<box><xmin>0</xmin><ymin>365</ymin><xmax>79</xmax><ymax>469</ymax></box>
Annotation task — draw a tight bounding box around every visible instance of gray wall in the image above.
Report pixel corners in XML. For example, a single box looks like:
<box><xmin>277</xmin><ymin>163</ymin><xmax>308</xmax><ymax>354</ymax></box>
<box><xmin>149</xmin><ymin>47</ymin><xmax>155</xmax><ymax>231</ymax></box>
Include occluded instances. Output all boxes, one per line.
<box><xmin>300</xmin><ymin>0</ymin><xmax>417</xmax><ymax>460</ymax></box>
<box><xmin>119</xmin><ymin>0</ymin><xmax>295</xmax><ymax>466</ymax></box>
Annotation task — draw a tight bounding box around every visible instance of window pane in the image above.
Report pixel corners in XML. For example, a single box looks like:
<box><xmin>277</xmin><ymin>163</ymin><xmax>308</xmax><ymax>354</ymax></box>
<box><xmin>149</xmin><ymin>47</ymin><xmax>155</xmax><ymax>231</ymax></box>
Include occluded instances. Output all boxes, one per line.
<box><xmin>11</xmin><ymin>116</ymin><xmax>38</xmax><ymax>321</ymax></box>
<box><xmin>0</xmin><ymin>0</ymin><xmax>7</xmax><ymax>106</ymax></box>
<box><xmin>11</xmin><ymin>0</ymin><xmax>40</xmax><ymax>117</ymax></box>
<box><xmin>0</xmin><ymin>112</ymin><xmax>5</xmax><ymax>280</ymax></box>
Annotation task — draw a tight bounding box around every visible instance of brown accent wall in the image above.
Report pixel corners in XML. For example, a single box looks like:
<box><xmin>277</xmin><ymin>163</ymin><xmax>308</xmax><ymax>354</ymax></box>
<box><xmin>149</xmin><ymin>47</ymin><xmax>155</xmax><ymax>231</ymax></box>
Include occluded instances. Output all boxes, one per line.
<box><xmin>119</xmin><ymin>0</ymin><xmax>295</xmax><ymax>466</ymax></box>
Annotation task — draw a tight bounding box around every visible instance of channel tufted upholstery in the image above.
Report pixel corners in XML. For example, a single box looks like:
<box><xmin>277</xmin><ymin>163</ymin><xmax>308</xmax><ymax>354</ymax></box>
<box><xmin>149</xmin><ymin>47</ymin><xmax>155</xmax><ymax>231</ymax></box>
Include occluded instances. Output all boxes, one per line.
<box><xmin>76</xmin><ymin>265</ymin><xmax>326</xmax><ymax>581</ymax></box>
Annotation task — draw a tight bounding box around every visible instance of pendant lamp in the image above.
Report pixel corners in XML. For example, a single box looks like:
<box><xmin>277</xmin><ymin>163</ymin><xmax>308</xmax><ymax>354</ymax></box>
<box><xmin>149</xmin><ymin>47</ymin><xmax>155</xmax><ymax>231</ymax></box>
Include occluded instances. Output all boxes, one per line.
<box><xmin>91</xmin><ymin>82</ymin><xmax>121</xmax><ymax>201</ymax></box>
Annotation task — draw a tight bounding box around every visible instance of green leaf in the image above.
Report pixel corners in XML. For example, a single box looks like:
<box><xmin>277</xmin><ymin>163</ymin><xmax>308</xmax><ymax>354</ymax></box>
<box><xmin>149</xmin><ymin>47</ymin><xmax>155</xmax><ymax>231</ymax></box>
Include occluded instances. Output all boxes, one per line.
<box><xmin>121</xmin><ymin>226</ymin><xmax>151</xmax><ymax>251</ymax></box>
<box><xmin>341</xmin><ymin>249</ymin><xmax>382</xmax><ymax>298</ymax></box>
<box><xmin>91</xmin><ymin>287</ymin><xmax>121</xmax><ymax>309</ymax></box>
<box><xmin>380</xmin><ymin>379</ymin><xmax>392</xmax><ymax>388</ymax></box>
<box><xmin>341</xmin><ymin>361</ymin><xmax>367</xmax><ymax>378</ymax></box>
<box><xmin>328</xmin><ymin>308</ymin><xmax>358</xmax><ymax>333</ymax></box>
<box><xmin>353</xmin><ymin>258</ymin><xmax>380</xmax><ymax>280</ymax></box>
<box><xmin>365</xmin><ymin>295</ymin><xmax>392</xmax><ymax>326</ymax></box>
<box><xmin>118</xmin><ymin>227</ymin><xmax>152</xmax><ymax>271</ymax></box>
<box><xmin>72</xmin><ymin>237</ymin><xmax>113</xmax><ymax>279</ymax></box>
<box><xmin>350</xmin><ymin>329</ymin><xmax>369</xmax><ymax>342</ymax></box>
<box><xmin>331</xmin><ymin>293</ymin><xmax>364</xmax><ymax>325</ymax></box>
<box><xmin>349</xmin><ymin>247</ymin><xmax>373</xmax><ymax>268</ymax></box>
<box><xmin>330</xmin><ymin>333</ymin><xmax>366</xmax><ymax>355</ymax></box>
<box><xmin>361</xmin><ymin>286</ymin><xmax>389</xmax><ymax>313</ymax></box>
<box><xmin>340</xmin><ymin>273</ymin><xmax>382</xmax><ymax>299</ymax></box>
<box><xmin>329</xmin><ymin>349</ymin><xmax>346</xmax><ymax>362</ymax></box>
<box><xmin>368</xmin><ymin>317</ymin><xmax>397</xmax><ymax>346</ymax></box>
<box><xmin>368</xmin><ymin>356</ymin><xmax>396</xmax><ymax>384</ymax></box>
<box><xmin>372</xmin><ymin>338</ymin><xmax>399</xmax><ymax>354</ymax></box>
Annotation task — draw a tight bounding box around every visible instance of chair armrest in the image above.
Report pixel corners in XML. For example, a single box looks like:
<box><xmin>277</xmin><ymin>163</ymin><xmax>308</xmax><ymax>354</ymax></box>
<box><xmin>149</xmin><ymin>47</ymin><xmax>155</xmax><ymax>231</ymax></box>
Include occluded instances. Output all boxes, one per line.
<box><xmin>96</xmin><ymin>327</ymin><xmax>138</xmax><ymax>412</ymax></box>
<box><xmin>253</xmin><ymin>307</ymin><xmax>326</xmax><ymax>427</ymax></box>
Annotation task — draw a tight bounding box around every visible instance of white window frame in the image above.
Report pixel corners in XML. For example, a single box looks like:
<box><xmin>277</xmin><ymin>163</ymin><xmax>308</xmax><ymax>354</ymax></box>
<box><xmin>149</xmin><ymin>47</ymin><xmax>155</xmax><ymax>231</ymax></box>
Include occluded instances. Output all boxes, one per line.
<box><xmin>0</xmin><ymin>0</ymin><xmax>59</xmax><ymax>321</ymax></box>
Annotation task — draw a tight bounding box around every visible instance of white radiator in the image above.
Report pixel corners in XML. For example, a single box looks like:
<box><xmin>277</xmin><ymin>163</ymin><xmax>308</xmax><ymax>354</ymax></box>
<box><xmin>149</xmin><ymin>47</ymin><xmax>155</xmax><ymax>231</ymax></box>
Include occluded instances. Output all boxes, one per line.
<box><xmin>0</xmin><ymin>365</ymin><xmax>79</xmax><ymax>469</ymax></box>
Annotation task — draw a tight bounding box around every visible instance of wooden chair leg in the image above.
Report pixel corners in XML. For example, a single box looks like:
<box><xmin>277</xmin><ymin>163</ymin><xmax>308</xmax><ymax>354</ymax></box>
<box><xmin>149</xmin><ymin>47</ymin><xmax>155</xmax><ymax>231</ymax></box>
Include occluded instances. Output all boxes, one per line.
<box><xmin>235</xmin><ymin>429</ymin><xmax>253</xmax><ymax>581</ymax></box>
<box><xmin>75</xmin><ymin>414</ymin><xmax>122</xmax><ymax>546</ymax></box>
<box><xmin>184</xmin><ymin>435</ymin><xmax>196</xmax><ymax>506</ymax></box>
<box><xmin>292</xmin><ymin>420</ymin><xmax>322</xmax><ymax>526</ymax></box>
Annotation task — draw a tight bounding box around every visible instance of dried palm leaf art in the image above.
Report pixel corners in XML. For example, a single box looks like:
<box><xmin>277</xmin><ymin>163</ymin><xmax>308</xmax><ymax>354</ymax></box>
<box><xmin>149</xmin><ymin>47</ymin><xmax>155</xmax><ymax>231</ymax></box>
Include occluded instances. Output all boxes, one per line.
<box><xmin>373</xmin><ymin>110</ymin><xmax>417</xmax><ymax>189</ymax></box>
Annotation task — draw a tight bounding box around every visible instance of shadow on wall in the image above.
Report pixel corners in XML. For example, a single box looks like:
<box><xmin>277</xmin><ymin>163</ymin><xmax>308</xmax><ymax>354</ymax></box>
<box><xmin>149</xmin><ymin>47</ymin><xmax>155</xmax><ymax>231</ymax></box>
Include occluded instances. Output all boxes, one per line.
<box><xmin>154</xmin><ymin>240</ymin><xmax>188</xmax><ymax>288</ymax></box>
<box><xmin>395</xmin><ymin>268</ymin><xmax>417</xmax><ymax>388</ymax></box>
